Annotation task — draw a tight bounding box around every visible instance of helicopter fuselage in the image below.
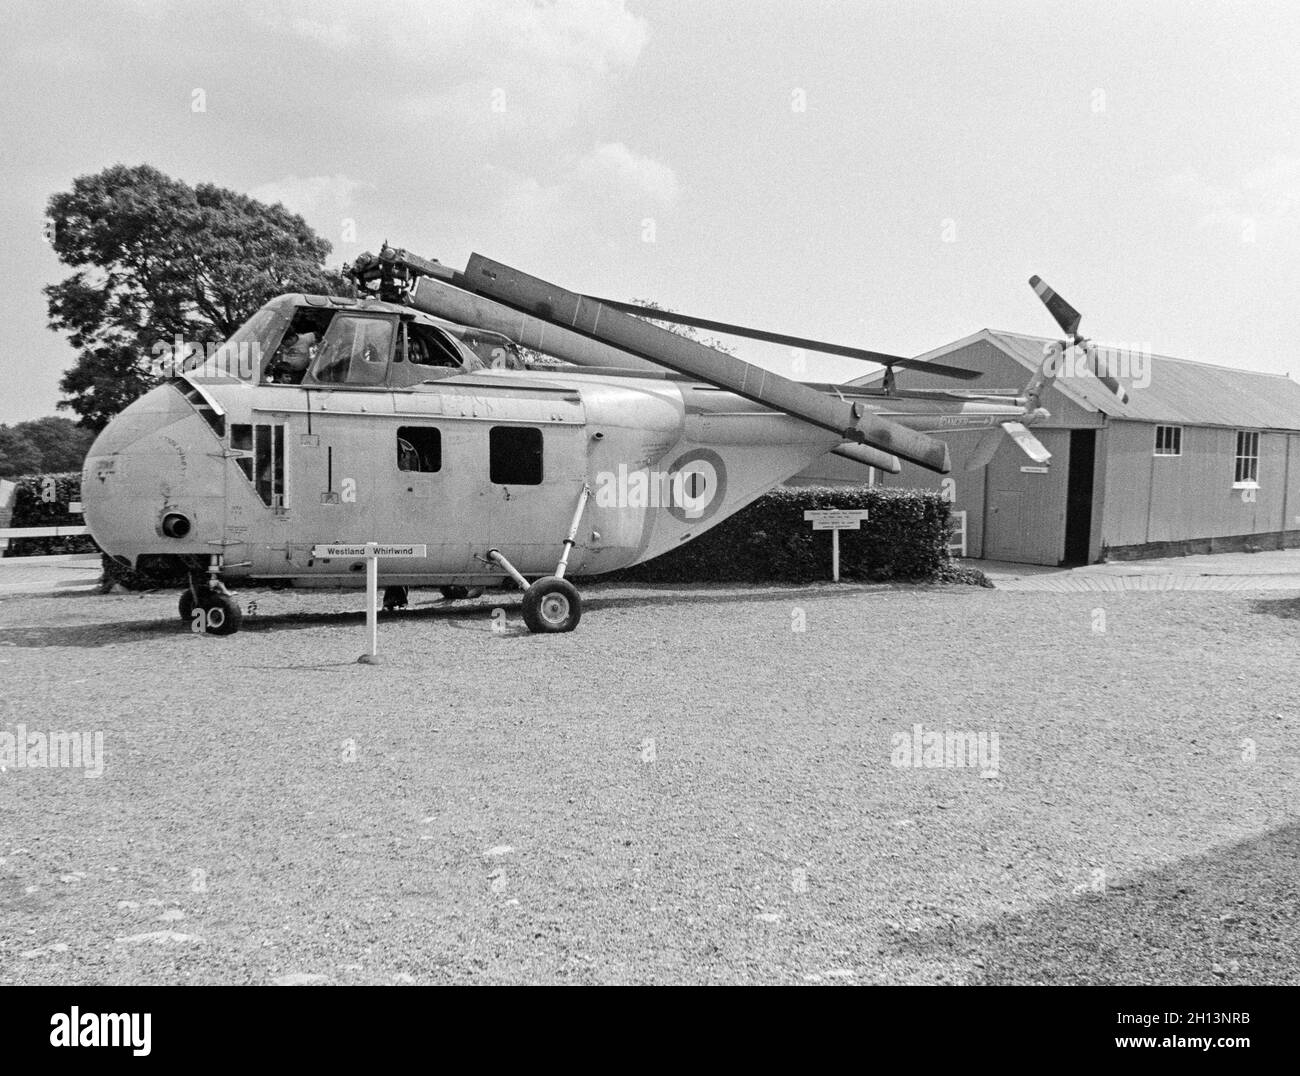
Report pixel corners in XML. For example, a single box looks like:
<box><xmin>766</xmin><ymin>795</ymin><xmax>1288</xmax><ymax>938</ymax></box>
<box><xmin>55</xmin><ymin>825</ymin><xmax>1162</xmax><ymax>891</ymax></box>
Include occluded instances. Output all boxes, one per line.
<box><xmin>81</xmin><ymin>291</ymin><xmax>1050</xmax><ymax>624</ymax></box>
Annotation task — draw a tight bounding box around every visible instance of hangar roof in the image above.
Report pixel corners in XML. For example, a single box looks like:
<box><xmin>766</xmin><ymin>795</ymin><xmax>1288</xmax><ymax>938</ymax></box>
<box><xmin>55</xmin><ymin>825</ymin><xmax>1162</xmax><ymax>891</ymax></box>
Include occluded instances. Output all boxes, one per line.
<box><xmin>914</xmin><ymin>330</ymin><xmax>1300</xmax><ymax>432</ymax></box>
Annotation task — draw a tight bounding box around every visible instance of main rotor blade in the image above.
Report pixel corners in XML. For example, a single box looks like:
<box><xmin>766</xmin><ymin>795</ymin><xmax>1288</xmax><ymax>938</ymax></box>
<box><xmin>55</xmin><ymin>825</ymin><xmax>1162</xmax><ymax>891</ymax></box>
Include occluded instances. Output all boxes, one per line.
<box><xmin>1028</xmin><ymin>275</ymin><xmax>1082</xmax><ymax>339</ymax></box>
<box><xmin>407</xmin><ymin>274</ymin><xmax>664</xmax><ymax>372</ymax></box>
<box><xmin>588</xmin><ymin>296</ymin><xmax>982</xmax><ymax>381</ymax></box>
<box><xmin>464</xmin><ymin>254</ymin><xmax>951</xmax><ymax>473</ymax></box>
<box><xmin>832</xmin><ymin>443</ymin><xmax>902</xmax><ymax>474</ymax></box>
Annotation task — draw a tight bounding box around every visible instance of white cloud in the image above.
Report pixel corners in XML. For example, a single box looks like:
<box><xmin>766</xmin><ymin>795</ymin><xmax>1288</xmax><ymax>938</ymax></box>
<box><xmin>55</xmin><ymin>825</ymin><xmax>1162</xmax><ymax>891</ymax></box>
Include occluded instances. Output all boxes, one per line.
<box><xmin>1241</xmin><ymin>156</ymin><xmax>1300</xmax><ymax>218</ymax></box>
<box><xmin>1168</xmin><ymin>156</ymin><xmax>1300</xmax><ymax>231</ymax></box>
<box><xmin>251</xmin><ymin>0</ymin><xmax>647</xmax><ymax>133</ymax></box>
<box><xmin>248</xmin><ymin>174</ymin><xmax>373</xmax><ymax>224</ymax></box>
<box><xmin>488</xmin><ymin>142</ymin><xmax>679</xmax><ymax>237</ymax></box>
<box><xmin>575</xmin><ymin>142</ymin><xmax>680</xmax><ymax>205</ymax></box>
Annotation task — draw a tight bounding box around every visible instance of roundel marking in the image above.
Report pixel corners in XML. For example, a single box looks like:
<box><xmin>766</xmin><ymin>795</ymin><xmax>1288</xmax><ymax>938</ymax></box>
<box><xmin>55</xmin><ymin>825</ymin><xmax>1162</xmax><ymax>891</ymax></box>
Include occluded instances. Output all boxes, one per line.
<box><xmin>666</xmin><ymin>448</ymin><xmax>727</xmax><ymax>524</ymax></box>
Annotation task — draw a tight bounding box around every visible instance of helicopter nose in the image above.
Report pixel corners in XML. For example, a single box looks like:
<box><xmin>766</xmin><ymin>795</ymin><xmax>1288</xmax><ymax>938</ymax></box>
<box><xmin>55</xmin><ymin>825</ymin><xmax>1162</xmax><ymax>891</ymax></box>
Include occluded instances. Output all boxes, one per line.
<box><xmin>82</xmin><ymin>382</ymin><xmax>227</xmax><ymax>566</ymax></box>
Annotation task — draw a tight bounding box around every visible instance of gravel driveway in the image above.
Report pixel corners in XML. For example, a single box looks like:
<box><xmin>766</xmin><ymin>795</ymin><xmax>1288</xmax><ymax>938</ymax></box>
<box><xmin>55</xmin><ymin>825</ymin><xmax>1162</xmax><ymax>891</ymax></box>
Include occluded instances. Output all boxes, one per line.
<box><xmin>1</xmin><ymin>581</ymin><xmax>1297</xmax><ymax>984</ymax></box>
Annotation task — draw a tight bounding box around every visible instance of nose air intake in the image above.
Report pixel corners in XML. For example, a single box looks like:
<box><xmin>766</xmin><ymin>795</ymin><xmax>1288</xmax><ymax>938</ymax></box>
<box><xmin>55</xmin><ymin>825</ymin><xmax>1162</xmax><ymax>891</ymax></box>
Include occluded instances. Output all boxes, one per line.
<box><xmin>161</xmin><ymin>512</ymin><xmax>191</xmax><ymax>538</ymax></box>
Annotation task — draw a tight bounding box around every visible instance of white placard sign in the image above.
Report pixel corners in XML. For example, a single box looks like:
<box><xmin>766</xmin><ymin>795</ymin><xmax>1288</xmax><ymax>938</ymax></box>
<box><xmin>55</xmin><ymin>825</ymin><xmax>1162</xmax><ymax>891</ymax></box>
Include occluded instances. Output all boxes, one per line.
<box><xmin>803</xmin><ymin>509</ymin><xmax>870</xmax><ymax>531</ymax></box>
<box><xmin>312</xmin><ymin>544</ymin><xmax>427</xmax><ymax>558</ymax></box>
<box><xmin>309</xmin><ymin>543</ymin><xmax>428</xmax><ymax>664</ymax></box>
<box><xmin>803</xmin><ymin>510</ymin><xmax>869</xmax><ymax>580</ymax></box>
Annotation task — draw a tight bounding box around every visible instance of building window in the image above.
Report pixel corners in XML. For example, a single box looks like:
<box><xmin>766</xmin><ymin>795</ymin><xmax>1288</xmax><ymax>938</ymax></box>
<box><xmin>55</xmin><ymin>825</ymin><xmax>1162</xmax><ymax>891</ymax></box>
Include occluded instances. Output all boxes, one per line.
<box><xmin>489</xmin><ymin>426</ymin><xmax>543</xmax><ymax>485</ymax></box>
<box><xmin>1154</xmin><ymin>425</ymin><xmax>1182</xmax><ymax>456</ymax></box>
<box><xmin>1234</xmin><ymin>430</ymin><xmax>1259</xmax><ymax>486</ymax></box>
<box><xmin>397</xmin><ymin>427</ymin><xmax>441</xmax><ymax>473</ymax></box>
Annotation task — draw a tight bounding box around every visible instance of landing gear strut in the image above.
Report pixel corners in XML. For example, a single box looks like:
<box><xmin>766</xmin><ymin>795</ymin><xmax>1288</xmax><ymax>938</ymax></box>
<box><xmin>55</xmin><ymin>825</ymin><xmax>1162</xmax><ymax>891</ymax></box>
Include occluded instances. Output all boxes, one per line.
<box><xmin>488</xmin><ymin>484</ymin><xmax>590</xmax><ymax>634</ymax></box>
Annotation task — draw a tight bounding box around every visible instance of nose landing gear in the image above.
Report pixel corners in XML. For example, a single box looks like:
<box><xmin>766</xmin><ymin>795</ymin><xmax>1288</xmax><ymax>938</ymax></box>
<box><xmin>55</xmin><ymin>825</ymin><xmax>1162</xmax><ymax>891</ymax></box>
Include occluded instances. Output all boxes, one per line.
<box><xmin>179</xmin><ymin>573</ymin><xmax>244</xmax><ymax>636</ymax></box>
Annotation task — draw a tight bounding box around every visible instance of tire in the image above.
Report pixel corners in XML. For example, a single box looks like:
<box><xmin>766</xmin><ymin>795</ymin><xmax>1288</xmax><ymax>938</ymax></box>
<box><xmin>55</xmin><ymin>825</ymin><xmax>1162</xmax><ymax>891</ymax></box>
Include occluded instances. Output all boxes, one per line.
<box><xmin>200</xmin><ymin>592</ymin><xmax>243</xmax><ymax>636</ymax></box>
<box><xmin>439</xmin><ymin>586</ymin><xmax>470</xmax><ymax>601</ymax></box>
<box><xmin>521</xmin><ymin>576</ymin><xmax>582</xmax><ymax>634</ymax></box>
<box><xmin>179</xmin><ymin>589</ymin><xmax>196</xmax><ymax>623</ymax></box>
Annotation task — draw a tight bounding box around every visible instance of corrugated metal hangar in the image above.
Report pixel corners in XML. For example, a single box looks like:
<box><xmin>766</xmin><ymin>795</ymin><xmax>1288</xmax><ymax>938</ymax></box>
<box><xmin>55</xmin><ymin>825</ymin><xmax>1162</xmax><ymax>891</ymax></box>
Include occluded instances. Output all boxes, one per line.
<box><xmin>795</xmin><ymin>330</ymin><xmax>1300</xmax><ymax>566</ymax></box>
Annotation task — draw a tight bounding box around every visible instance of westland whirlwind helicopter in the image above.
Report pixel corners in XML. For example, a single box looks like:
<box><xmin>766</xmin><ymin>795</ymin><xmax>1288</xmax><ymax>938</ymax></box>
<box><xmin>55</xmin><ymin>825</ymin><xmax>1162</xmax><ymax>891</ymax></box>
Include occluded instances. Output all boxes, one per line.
<box><xmin>81</xmin><ymin>243</ymin><xmax>1109</xmax><ymax>636</ymax></box>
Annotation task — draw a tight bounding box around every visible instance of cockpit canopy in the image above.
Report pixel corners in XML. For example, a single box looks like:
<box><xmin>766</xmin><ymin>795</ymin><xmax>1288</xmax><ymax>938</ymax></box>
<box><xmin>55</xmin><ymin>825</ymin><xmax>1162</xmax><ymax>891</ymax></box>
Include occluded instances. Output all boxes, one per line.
<box><xmin>187</xmin><ymin>294</ymin><xmax>526</xmax><ymax>389</ymax></box>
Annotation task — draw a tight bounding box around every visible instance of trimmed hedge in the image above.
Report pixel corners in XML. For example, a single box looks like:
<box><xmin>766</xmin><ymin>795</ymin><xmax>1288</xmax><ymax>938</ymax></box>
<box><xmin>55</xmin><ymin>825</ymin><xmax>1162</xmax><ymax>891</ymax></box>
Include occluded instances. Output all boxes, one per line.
<box><xmin>1</xmin><ymin>472</ymin><xmax>98</xmax><ymax>557</ymax></box>
<box><xmin>585</xmin><ymin>486</ymin><xmax>981</xmax><ymax>585</ymax></box>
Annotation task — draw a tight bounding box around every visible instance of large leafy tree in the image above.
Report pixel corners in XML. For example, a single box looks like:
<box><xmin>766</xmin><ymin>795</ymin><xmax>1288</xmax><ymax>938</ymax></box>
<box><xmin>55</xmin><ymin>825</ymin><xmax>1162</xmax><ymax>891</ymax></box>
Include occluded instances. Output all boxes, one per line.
<box><xmin>627</xmin><ymin>298</ymin><xmax>736</xmax><ymax>355</ymax></box>
<box><xmin>45</xmin><ymin>164</ymin><xmax>344</xmax><ymax>430</ymax></box>
<box><xmin>0</xmin><ymin>427</ymin><xmax>42</xmax><ymax>478</ymax></box>
<box><xmin>3</xmin><ymin>416</ymin><xmax>96</xmax><ymax>473</ymax></box>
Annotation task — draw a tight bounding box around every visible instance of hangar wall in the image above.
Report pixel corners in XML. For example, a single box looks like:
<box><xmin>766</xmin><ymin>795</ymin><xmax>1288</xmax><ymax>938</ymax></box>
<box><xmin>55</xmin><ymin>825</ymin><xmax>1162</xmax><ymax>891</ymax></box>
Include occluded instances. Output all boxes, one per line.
<box><xmin>791</xmin><ymin>330</ymin><xmax>1300</xmax><ymax>566</ymax></box>
<box><xmin>1100</xmin><ymin>424</ymin><xmax>1300</xmax><ymax>553</ymax></box>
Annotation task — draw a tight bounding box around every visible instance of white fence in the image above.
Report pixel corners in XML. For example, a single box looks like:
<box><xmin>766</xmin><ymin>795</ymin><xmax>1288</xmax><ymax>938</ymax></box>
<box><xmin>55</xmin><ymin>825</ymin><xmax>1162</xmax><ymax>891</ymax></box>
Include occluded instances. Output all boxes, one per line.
<box><xmin>947</xmin><ymin>509</ymin><xmax>968</xmax><ymax>558</ymax></box>
<box><xmin>0</xmin><ymin>482</ymin><xmax>89</xmax><ymax>552</ymax></box>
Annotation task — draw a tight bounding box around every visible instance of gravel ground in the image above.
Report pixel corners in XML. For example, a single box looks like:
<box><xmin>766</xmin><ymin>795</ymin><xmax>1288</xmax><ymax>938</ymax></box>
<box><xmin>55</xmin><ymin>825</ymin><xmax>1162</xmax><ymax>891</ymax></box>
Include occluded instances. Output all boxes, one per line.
<box><xmin>1</xmin><ymin>580</ymin><xmax>1298</xmax><ymax>985</ymax></box>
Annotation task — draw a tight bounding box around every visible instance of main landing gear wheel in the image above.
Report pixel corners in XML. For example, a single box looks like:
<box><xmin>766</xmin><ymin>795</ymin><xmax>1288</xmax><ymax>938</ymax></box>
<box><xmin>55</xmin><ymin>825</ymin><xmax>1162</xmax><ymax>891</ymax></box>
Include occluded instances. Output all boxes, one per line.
<box><xmin>521</xmin><ymin>576</ymin><xmax>582</xmax><ymax>634</ymax></box>
<box><xmin>180</xmin><ymin>587</ymin><xmax>243</xmax><ymax>636</ymax></box>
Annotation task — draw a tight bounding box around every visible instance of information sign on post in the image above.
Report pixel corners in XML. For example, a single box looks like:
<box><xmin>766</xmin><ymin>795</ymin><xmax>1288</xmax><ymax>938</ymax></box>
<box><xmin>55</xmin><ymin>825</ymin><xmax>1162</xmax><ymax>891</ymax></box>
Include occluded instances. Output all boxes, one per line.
<box><xmin>802</xmin><ymin>510</ymin><xmax>869</xmax><ymax>582</ymax></box>
<box><xmin>311</xmin><ymin>543</ymin><xmax>428</xmax><ymax>663</ymax></box>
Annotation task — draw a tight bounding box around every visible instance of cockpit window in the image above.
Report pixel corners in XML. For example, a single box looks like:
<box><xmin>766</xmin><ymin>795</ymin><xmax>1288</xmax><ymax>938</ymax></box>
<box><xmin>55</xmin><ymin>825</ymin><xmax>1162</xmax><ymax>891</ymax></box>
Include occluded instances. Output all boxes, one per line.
<box><xmin>305</xmin><ymin>314</ymin><xmax>396</xmax><ymax>387</ymax></box>
<box><xmin>264</xmin><ymin>309</ymin><xmax>336</xmax><ymax>385</ymax></box>
<box><xmin>190</xmin><ymin>300</ymin><xmax>293</xmax><ymax>383</ymax></box>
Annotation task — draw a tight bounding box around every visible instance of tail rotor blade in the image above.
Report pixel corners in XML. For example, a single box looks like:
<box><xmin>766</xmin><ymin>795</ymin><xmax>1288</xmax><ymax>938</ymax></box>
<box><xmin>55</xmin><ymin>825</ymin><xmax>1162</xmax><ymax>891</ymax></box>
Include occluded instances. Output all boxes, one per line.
<box><xmin>1028</xmin><ymin>275</ymin><xmax>1083</xmax><ymax>339</ymax></box>
<box><xmin>1087</xmin><ymin>345</ymin><xmax>1131</xmax><ymax>404</ymax></box>
<box><xmin>1029</xmin><ymin>276</ymin><xmax>1129</xmax><ymax>403</ymax></box>
<box><xmin>1000</xmin><ymin>421</ymin><xmax>1052</xmax><ymax>464</ymax></box>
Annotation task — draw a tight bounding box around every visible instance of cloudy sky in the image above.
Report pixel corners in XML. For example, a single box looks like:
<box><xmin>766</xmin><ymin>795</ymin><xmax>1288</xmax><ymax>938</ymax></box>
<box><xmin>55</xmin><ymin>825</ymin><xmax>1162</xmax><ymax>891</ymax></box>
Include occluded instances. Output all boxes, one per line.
<box><xmin>2</xmin><ymin>0</ymin><xmax>1298</xmax><ymax>424</ymax></box>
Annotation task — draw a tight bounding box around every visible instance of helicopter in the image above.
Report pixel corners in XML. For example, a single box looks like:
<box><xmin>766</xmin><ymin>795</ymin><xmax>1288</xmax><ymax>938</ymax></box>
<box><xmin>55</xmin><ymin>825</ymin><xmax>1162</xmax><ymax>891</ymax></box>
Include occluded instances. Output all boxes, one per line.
<box><xmin>80</xmin><ymin>244</ymin><xmax>1074</xmax><ymax>636</ymax></box>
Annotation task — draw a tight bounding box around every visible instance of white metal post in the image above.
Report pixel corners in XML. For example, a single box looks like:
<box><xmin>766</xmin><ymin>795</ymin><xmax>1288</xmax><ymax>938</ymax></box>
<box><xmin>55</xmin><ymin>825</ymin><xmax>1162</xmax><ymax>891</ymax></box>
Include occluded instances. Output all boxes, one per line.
<box><xmin>363</xmin><ymin>542</ymin><xmax>378</xmax><ymax>661</ymax></box>
<box><xmin>831</xmin><ymin>528</ymin><xmax>840</xmax><ymax>583</ymax></box>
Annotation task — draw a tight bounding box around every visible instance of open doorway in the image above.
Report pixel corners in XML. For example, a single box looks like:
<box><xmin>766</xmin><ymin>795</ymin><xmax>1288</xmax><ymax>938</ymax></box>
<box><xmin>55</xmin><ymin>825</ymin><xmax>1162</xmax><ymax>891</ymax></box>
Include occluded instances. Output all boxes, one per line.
<box><xmin>1063</xmin><ymin>429</ymin><xmax>1095</xmax><ymax>565</ymax></box>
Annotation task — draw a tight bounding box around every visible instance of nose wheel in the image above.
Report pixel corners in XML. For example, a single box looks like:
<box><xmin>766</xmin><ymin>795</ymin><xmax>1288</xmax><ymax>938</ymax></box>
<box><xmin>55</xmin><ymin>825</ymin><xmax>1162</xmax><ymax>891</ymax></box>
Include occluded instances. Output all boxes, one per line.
<box><xmin>179</xmin><ymin>581</ymin><xmax>243</xmax><ymax>636</ymax></box>
<box><xmin>520</xmin><ymin>576</ymin><xmax>582</xmax><ymax>633</ymax></box>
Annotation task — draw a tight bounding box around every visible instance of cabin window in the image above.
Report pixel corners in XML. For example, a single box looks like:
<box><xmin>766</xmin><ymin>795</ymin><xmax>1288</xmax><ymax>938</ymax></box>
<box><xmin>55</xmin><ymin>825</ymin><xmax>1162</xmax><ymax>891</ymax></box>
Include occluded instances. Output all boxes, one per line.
<box><xmin>307</xmin><ymin>314</ymin><xmax>394</xmax><ymax>386</ymax></box>
<box><xmin>398</xmin><ymin>322</ymin><xmax>464</xmax><ymax>368</ymax></box>
<box><xmin>397</xmin><ymin>427</ymin><xmax>442</xmax><ymax>473</ymax></box>
<box><xmin>1234</xmin><ymin>430</ymin><xmax>1260</xmax><ymax>486</ymax></box>
<box><xmin>231</xmin><ymin>423</ymin><xmax>286</xmax><ymax>508</ymax></box>
<box><xmin>1154</xmin><ymin>425</ymin><xmax>1182</xmax><ymax>456</ymax></box>
<box><xmin>489</xmin><ymin>426</ymin><xmax>543</xmax><ymax>485</ymax></box>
